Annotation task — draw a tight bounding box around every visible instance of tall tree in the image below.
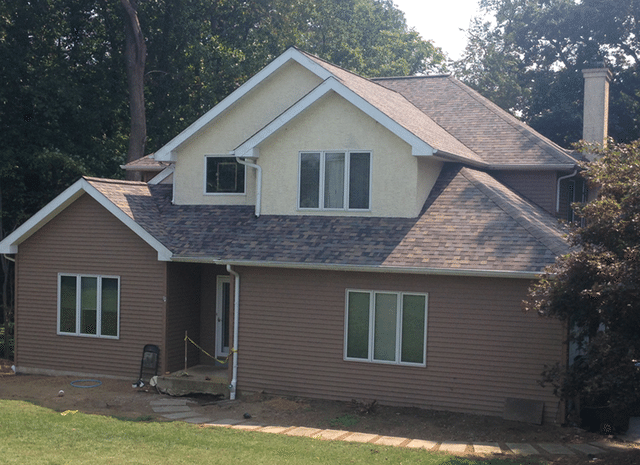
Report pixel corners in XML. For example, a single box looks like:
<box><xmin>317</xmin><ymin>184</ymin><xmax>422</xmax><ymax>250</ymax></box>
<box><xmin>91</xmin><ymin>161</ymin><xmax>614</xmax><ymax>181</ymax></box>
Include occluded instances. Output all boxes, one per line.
<box><xmin>0</xmin><ymin>0</ymin><xmax>125</xmax><ymax>344</ymax></box>
<box><xmin>138</xmin><ymin>0</ymin><xmax>447</xmax><ymax>152</ymax></box>
<box><xmin>0</xmin><ymin>0</ymin><xmax>447</xmax><ymax>335</ymax></box>
<box><xmin>455</xmin><ymin>0</ymin><xmax>640</xmax><ymax>146</ymax></box>
<box><xmin>120</xmin><ymin>0</ymin><xmax>147</xmax><ymax>176</ymax></box>
<box><xmin>525</xmin><ymin>140</ymin><xmax>640</xmax><ymax>430</ymax></box>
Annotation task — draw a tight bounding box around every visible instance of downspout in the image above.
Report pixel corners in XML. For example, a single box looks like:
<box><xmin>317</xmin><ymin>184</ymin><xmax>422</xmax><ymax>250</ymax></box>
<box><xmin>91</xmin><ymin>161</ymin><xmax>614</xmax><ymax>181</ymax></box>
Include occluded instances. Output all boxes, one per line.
<box><xmin>2</xmin><ymin>254</ymin><xmax>15</xmax><ymax>263</ymax></box>
<box><xmin>226</xmin><ymin>264</ymin><xmax>240</xmax><ymax>400</ymax></box>
<box><xmin>556</xmin><ymin>170</ymin><xmax>578</xmax><ymax>213</ymax></box>
<box><xmin>236</xmin><ymin>157</ymin><xmax>262</xmax><ymax>217</ymax></box>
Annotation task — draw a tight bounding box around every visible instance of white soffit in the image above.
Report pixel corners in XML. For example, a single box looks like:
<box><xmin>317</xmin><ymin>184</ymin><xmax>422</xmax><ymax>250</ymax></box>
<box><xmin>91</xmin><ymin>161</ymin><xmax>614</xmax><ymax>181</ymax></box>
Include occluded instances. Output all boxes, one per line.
<box><xmin>0</xmin><ymin>178</ymin><xmax>172</xmax><ymax>261</ymax></box>
<box><xmin>153</xmin><ymin>48</ymin><xmax>334</xmax><ymax>162</ymax></box>
<box><xmin>234</xmin><ymin>77</ymin><xmax>434</xmax><ymax>158</ymax></box>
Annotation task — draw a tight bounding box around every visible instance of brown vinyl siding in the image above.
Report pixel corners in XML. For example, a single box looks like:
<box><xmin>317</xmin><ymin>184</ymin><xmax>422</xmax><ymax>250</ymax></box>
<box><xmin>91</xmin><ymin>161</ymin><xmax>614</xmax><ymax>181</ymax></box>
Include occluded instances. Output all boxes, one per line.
<box><xmin>494</xmin><ymin>171</ymin><xmax>557</xmax><ymax>216</ymax></box>
<box><xmin>165</xmin><ymin>263</ymin><xmax>202</xmax><ymax>372</ymax></box>
<box><xmin>235</xmin><ymin>267</ymin><xmax>564</xmax><ymax>423</ymax></box>
<box><xmin>15</xmin><ymin>194</ymin><xmax>166</xmax><ymax>379</ymax></box>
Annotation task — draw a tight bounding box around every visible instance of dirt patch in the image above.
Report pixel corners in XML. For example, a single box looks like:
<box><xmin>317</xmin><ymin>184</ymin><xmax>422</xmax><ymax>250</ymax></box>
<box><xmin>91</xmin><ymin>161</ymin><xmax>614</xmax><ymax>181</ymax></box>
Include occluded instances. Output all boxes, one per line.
<box><xmin>1</xmin><ymin>360</ymin><xmax>638</xmax><ymax>464</ymax></box>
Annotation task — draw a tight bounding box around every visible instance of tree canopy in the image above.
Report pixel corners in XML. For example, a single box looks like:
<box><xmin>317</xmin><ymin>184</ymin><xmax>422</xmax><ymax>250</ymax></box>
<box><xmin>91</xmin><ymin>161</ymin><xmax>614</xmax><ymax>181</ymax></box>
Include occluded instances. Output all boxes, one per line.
<box><xmin>525</xmin><ymin>140</ymin><xmax>640</xmax><ymax>419</ymax></box>
<box><xmin>0</xmin><ymin>0</ymin><xmax>445</xmax><ymax>226</ymax></box>
<box><xmin>0</xmin><ymin>0</ymin><xmax>445</xmax><ymax>343</ymax></box>
<box><xmin>455</xmin><ymin>0</ymin><xmax>640</xmax><ymax>146</ymax></box>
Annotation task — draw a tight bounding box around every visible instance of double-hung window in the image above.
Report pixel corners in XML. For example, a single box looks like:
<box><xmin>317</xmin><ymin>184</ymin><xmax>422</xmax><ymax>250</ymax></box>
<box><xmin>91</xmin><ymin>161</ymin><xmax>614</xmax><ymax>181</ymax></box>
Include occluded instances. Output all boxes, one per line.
<box><xmin>58</xmin><ymin>274</ymin><xmax>120</xmax><ymax>338</ymax></box>
<box><xmin>205</xmin><ymin>156</ymin><xmax>245</xmax><ymax>194</ymax></box>
<box><xmin>345</xmin><ymin>290</ymin><xmax>427</xmax><ymax>366</ymax></box>
<box><xmin>298</xmin><ymin>151</ymin><xmax>371</xmax><ymax>210</ymax></box>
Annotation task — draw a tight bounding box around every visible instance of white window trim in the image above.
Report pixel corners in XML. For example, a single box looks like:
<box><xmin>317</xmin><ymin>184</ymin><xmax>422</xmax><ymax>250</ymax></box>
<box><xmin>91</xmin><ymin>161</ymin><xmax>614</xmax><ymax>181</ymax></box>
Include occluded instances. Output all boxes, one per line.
<box><xmin>344</xmin><ymin>289</ymin><xmax>428</xmax><ymax>367</ymax></box>
<box><xmin>297</xmin><ymin>150</ymin><xmax>372</xmax><ymax>211</ymax></box>
<box><xmin>57</xmin><ymin>273</ymin><xmax>120</xmax><ymax>339</ymax></box>
<box><xmin>203</xmin><ymin>155</ymin><xmax>247</xmax><ymax>196</ymax></box>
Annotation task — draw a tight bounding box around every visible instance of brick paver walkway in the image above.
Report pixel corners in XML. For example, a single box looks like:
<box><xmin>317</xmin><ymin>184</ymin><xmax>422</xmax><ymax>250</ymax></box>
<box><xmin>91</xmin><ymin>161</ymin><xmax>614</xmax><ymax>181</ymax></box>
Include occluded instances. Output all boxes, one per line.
<box><xmin>151</xmin><ymin>397</ymin><xmax>634</xmax><ymax>458</ymax></box>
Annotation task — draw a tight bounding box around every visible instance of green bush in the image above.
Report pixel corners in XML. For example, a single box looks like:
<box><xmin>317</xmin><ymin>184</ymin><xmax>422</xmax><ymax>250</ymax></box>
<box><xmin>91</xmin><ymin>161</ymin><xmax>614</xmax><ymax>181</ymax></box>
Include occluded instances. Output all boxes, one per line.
<box><xmin>0</xmin><ymin>323</ymin><xmax>15</xmax><ymax>360</ymax></box>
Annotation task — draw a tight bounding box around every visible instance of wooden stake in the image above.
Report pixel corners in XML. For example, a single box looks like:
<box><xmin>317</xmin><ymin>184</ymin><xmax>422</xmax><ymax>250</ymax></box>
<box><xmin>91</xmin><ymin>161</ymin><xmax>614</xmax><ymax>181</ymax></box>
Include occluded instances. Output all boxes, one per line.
<box><xmin>184</xmin><ymin>330</ymin><xmax>188</xmax><ymax>372</ymax></box>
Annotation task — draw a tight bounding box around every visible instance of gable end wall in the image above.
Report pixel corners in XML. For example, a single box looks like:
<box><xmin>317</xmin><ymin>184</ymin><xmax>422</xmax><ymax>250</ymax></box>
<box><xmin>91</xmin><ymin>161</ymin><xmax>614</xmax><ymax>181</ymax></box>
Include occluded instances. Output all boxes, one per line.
<box><xmin>14</xmin><ymin>194</ymin><xmax>167</xmax><ymax>379</ymax></box>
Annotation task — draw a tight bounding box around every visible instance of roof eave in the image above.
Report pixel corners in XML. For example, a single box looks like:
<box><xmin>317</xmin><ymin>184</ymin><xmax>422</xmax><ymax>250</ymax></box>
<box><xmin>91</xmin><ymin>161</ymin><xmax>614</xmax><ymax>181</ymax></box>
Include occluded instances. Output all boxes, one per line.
<box><xmin>432</xmin><ymin>150</ymin><xmax>488</xmax><ymax>169</ymax></box>
<box><xmin>487</xmin><ymin>163</ymin><xmax>580</xmax><ymax>171</ymax></box>
<box><xmin>170</xmin><ymin>256</ymin><xmax>543</xmax><ymax>279</ymax></box>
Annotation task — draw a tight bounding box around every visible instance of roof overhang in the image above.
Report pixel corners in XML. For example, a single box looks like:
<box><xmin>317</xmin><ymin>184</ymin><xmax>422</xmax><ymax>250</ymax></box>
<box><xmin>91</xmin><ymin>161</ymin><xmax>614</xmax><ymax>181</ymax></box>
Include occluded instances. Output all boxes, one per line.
<box><xmin>0</xmin><ymin>178</ymin><xmax>173</xmax><ymax>261</ymax></box>
<box><xmin>487</xmin><ymin>164</ymin><xmax>580</xmax><ymax>171</ymax></box>
<box><xmin>170</xmin><ymin>256</ymin><xmax>542</xmax><ymax>279</ymax></box>
<box><xmin>233</xmin><ymin>77</ymin><xmax>435</xmax><ymax>158</ymax></box>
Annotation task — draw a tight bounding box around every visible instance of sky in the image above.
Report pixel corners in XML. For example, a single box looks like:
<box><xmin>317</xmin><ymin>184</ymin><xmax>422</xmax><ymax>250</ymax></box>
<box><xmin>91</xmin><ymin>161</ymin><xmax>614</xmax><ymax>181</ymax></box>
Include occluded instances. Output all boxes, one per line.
<box><xmin>392</xmin><ymin>0</ymin><xmax>483</xmax><ymax>60</ymax></box>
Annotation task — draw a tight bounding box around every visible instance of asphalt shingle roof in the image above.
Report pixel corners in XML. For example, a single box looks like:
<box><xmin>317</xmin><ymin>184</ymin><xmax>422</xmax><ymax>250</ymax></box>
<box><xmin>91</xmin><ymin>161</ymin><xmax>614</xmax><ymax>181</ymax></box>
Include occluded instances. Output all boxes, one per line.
<box><xmin>373</xmin><ymin>76</ymin><xmax>579</xmax><ymax>167</ymax></box>
<box><xmin>86</xmin><ymin>168</ymin><xmax>568</xmax><ymax>275</ymax></box>
<box><xmin>300</xmin><ymin>52</ymin><xmax>483</xmax><ymax>164</ymax></box>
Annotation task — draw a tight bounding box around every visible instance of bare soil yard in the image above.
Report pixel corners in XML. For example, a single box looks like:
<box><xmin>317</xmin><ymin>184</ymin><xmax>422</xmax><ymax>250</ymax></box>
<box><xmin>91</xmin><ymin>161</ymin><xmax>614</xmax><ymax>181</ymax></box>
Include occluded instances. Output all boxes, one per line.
<box><xmin>0</xmin><ymin>359</ymin><xmax>638</xmax><ymax>464</ymax></box>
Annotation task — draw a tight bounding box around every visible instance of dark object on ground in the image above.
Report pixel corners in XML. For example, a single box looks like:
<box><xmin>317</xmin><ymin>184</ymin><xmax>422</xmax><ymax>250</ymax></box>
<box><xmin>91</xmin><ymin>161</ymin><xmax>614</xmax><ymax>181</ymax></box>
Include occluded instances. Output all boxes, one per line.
<box><xmin>581</xmin><ymin>405</ymin><xmax>630</xmax><ymax>434</ymax></box>
<box><xmin>135</xmin><ymin>344</ymin><xmax>160</xmax><ymax>387</ymax></box>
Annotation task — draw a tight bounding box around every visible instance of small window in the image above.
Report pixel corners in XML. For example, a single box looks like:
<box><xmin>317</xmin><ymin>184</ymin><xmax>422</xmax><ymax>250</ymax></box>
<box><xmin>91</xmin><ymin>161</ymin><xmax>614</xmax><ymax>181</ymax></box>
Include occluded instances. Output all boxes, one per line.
<box><xmin>205</xmin><ymin>156</ymin><xmax>245</xmax><ymax>194</ymax></box>
<box><xmin>298</xmin><ymin>151</ymin><xmax>371</xmax><ymax>210</ymax></box>
<box><xmin>345</xmin><ymin>290</ymin><xmax>427</xmax><ymax>366</ymax></box>
<box><xmin>58</xmin><ymin>274</ymin><xmax>120</xmax><ymax>338</ymax></box>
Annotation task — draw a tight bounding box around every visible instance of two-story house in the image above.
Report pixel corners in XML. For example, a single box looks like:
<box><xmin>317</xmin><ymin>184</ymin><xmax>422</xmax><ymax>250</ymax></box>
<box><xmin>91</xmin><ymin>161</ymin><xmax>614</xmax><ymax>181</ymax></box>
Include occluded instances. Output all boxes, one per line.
<box><xmin>0</xmin><ymin>48</ymin><xmax>611</xmax><ymax>424</ymax></box>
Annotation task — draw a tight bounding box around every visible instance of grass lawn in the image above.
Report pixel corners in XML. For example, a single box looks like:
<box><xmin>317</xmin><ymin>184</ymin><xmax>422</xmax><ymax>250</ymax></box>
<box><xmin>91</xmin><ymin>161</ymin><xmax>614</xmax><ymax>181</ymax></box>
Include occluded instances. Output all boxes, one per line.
<box><xmin>0</xmin><ymin>400</ymin><xmax>544</xmax><ymax>464</ymax></box>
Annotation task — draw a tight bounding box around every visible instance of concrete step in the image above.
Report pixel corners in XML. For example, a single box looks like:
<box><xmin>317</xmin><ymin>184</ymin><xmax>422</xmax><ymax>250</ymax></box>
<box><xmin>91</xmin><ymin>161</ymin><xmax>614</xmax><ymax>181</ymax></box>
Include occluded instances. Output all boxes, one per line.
<box><xmin>155</xmin><ymin>375</ymin><xmax>229</xmax><ymax>397</ymax></box>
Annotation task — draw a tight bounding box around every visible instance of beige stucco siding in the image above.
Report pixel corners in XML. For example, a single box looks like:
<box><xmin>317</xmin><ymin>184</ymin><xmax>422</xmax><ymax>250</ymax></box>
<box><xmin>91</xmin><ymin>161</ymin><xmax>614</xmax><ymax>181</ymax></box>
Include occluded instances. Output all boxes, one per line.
<box><xmin>173</xmin><ymin>61</ymin><xmax>323</xmax><ymax>205</ymax></box>
<box><xmin>235</xmin><ymin>267</ymin><xmax>564</xmax><ymax>423</ymax></box>
<box><xmin>258</xmin><ymin>91</ymin><xmax>442</xmax><ymax>217</ymax></box>
<box><xmin>14</xmin><ymin>194</ymin><xmax>166</xmax><ymax>379</ymax></box>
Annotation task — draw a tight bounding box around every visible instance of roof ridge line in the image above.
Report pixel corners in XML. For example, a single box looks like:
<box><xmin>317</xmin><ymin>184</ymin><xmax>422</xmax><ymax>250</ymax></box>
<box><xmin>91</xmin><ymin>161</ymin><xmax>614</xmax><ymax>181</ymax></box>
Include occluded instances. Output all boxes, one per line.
<box><xmin>448</xmin><ymin>78</ymin><xmax>578</xmax><ymax>165</ymax></box>
<box><xmin>372</xmin><ymin>74</ymin><xmax>451</xmax><ymax>80</ymax></box>
<box><xmin>460</xmin><ymin>168</ymin><xmax>568</xmax><ymax>256</ymax></box>
<box><xmin>84</xmin><ymin>176</ymin><xmax>147</xmax><ymax>186</ymax></box>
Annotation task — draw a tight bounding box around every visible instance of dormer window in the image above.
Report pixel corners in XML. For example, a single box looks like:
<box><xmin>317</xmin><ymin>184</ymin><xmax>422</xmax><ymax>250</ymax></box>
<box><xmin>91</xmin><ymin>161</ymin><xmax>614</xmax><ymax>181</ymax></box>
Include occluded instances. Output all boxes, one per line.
<box><xmin>298</xmin><ymin>151</ymin><xmax>371</xmax><ymax>210</ymax></box>
<box><xmin>205</xmin><ymin>156</ymin><xmax>245</xmax><ymax>194</ymax></box>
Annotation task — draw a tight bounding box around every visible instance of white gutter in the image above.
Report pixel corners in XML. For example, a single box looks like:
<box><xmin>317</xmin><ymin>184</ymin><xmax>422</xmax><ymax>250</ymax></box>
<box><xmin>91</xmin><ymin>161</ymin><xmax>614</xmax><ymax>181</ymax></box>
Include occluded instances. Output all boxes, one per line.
<box><xmin>489</xmin><ymin>164</ymin><xmax>578</xmax><ymax>171</ymax></box>
<box><xmin>170</xmin><ymin>257</ymin><xmax>545</xmax><ymax>280</ymax></box>
<box><xmin>226</xmin><ymin>264</ymin><xmax>240</xmax><ymax>400</ymax></box>
<box><xmin>236</xmin><ymin>158</ymin><xmax>262</xmax><ymax>217</ymax></box>
<box><xmin>556</xmin><ymin>170</ymin><xmax>578</xmax><ymax>213</ymax></box>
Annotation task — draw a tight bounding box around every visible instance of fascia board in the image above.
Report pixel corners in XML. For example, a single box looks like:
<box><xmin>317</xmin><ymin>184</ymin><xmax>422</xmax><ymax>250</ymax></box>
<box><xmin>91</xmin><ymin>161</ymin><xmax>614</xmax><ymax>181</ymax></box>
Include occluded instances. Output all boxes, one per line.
<box><xmin>234</xmin><ymin>77</ymin><xmax>434</xmax><ymax>158</ymax></box>
<box><xmin>0</xmin><ymin>178</ymin><xmax>172</xmax><ymax>261</ymax></box>
<box><xmin>486</xmin><ymin>164</ymin><xmax>578</xmax><ymax>171</ymax></box>
<box><xmin>154</xmin><ymin>48</ymin><xmax>333</xmax><ymax>162</ymax></box>
<box><xmin>148</xmin><ymin>165</ymin><xmax>175</xmax><ymax>185</ymax></box>
<box><xmin>171</xmin><ymin>256</ymin><xmax>541</xmax><ymax>279</ymax></box>
<box><xmin>432</xmin><ymin>150</ymin><xmax>488</xmax><ymax>169</ymax></box>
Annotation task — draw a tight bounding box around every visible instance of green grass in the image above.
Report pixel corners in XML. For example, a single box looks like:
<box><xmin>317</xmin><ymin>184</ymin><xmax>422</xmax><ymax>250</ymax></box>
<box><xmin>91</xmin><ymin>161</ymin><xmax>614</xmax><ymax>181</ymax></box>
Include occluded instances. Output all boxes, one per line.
<box><xmin>0</xmin><ymin>400</ymin><xmax>544</xmax><ymax>464</ymax></box>
<box><xmin>329</xmin><ymin>413</ymin><xmax>360</xmax><ymax>428</ymax></box>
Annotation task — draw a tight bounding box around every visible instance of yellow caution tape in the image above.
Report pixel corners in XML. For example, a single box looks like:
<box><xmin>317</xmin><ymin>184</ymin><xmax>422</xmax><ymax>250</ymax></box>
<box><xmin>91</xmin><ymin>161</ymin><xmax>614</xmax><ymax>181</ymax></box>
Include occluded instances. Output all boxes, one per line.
<box><xmin>184</xmin><ymin>334</ymin><xmax>234</xmax><ymax>364</ymax></box>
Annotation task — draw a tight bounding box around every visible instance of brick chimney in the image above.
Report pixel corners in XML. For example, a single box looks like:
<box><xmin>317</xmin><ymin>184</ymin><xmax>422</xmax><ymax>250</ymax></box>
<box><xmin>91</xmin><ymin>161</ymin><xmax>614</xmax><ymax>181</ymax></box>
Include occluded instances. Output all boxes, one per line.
<box><xmin>582</xmin><ymin>67</ymin><xmax>612</xmax><ymax>160</ymax></box>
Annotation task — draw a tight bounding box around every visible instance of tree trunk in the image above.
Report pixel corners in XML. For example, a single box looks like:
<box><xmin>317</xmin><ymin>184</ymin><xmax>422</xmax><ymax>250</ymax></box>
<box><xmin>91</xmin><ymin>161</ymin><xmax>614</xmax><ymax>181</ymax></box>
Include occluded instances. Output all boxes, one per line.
<box><xmin>121</xmin><ymin>0</ymin><xmax>147</xmax><ymax>180</ymax></box>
